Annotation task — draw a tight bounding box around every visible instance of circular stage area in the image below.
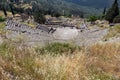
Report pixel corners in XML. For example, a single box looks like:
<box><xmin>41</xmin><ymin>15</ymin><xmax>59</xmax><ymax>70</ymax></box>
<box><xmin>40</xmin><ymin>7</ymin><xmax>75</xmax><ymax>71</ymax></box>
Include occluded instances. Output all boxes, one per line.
<box><xmin>53</xmin><ymin>27</ymin><xmax>79</xmax><ymax>40</ymax></box>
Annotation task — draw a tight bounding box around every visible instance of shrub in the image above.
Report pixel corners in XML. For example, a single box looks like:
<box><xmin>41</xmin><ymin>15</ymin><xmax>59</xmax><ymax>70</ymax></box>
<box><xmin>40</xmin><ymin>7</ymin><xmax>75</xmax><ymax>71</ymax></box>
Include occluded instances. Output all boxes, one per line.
<box><xmin>53</xmin><ymin>12</ymin><xmax>61</xmax><ymax>17</ymax></box>
<box><xmin>35</xmin><ymin>43</ymin><xmax>80</xmax><ymax>56</ymax></box>
<box><xmin>88</xmin><ymin>15</ymin><xmax>99</xmax><ymax>22</ymax></box>
<box><xmin>113</xmin><ymin>15</ymin><xmax>120</xmax><ymax>23</ymax></box>
<box><xmin>0</xmin><ymin>16</ymin><xmax>5</xmax><ymax>22</ymax></box>
<box><xmin>33</xmin><ymin>13</ymin><xmax>46</xmax><ymax>24</ymax></box>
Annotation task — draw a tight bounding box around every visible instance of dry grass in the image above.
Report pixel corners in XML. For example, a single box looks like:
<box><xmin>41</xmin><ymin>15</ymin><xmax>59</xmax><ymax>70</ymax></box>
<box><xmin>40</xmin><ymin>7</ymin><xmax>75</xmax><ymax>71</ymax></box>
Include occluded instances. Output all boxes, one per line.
<box><xmin>103</xmin><ymin>25</ymin><xmax>120</xmax><ymax>40</ymax></box>
<box><xmin>0</xmin><ymin>11</ymin><xmax>13</xmax><ymax>18</ymax></box>
<box><xmin>0</xmin><ymin>22</ymin><xmax>6</xmax><ymax>35</ymax></box>
<box><xmin>24</xmin><ymin>23</ymin><xmax>36</xmax><ymax>28</ymax></box>
<box><xmin>0</xmin><ymin>41</ymin><xmax>120</xmax><ymax>80</ymax></box>
<box><xmin>87</xmin><ymin>43</ymin><xmax>120</xmax><ymax>80</ymax></box>
<box><xmin>21</xmin><ymin>22</ymin><xmax>36</xmax><ymax>28</ymax></box>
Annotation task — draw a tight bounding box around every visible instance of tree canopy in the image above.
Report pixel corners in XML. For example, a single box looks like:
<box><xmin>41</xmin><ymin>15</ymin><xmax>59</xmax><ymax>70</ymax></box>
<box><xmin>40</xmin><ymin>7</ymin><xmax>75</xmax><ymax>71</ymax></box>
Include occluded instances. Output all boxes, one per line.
<box><xmin>105</xmin><ymin>0</ymin><xmax>119</xmax><ymax>23</ymax></box>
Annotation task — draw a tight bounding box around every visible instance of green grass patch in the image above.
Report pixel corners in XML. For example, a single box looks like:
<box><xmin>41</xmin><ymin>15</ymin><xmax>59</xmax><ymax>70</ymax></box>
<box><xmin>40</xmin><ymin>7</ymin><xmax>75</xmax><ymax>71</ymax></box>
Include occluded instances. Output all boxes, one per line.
<box><xmin>35</xmin><ymin>43</ymin><xmax>81</xmax><ymax>56</ymax></box>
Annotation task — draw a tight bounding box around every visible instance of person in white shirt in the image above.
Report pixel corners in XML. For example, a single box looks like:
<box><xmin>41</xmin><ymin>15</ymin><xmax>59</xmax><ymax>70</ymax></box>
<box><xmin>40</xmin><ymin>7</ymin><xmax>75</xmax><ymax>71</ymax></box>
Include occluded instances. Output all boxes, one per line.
<box><xmin>80</xmin><ymin>22</ymin><xmax>87</xmax><ymax>32</ymax></box>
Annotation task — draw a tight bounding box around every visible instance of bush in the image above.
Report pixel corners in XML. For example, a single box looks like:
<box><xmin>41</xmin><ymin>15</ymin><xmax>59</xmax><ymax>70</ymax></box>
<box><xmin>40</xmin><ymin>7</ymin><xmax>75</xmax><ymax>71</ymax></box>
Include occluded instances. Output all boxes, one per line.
<box><xmin>0</xmin><ymin>16</ymin><xmax>5</xmax><ymax>22</ymax></box>
<box><xmin>113</xmin><ymin>15</ymin><xmax>120</xmax><ymax>23</ymax></box>
<box><xmin>53</xmin><ymin>12</ymin><xmax>61</xmax><ymax>17</ymax></box>
<box><xmin>35</xmin><ymin>43</ymin><xmax>81</xmax><ymax>56</ymax></box>
<box><xmin>88</xmin><ymin>15</ymin><xmax>99</xmax><ymax>22</ymax></box>
<box><xmin>33</xmin><ymin>13</ymin><xmax>46</xmax><ymax>24</ymax></box>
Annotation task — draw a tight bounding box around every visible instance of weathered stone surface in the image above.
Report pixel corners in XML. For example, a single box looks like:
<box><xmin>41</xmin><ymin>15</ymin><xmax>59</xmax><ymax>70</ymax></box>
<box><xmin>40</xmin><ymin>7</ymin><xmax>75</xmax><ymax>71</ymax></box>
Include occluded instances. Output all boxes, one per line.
<box><xmin>53</xmin><ymin>27</ymin><xmax>78</xmax><ymax>40</ymax></box>
<box><xmin>5</xmin><ymin>20</ymin><xmax>111</xmax><ymax>47</ymax></box>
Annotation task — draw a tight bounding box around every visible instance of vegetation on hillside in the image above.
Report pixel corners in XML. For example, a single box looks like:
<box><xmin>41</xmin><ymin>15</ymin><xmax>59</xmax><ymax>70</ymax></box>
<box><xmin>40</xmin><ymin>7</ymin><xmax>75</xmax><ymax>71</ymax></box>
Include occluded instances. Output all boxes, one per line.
<box><xmin>0</xmin><ymin>1</ymin><xmax>119</xmax><ymax>80</ymax></box>
<box><xmin>104</xmin><ymin>25</ymin><xmax>120</xmax><ymax>40</ymax></box>
<box><xmin>33</xmin><ymin>12</ymin><xmax>46</xmax><ymax>24</ymax></box>
<box><xmin>0</xmin><ymin>16</ymin><xmax>5</xmax><ymax>22</ymax></box>
<box><xmin>105</xmin><ymin>0</ymin><xmax>119</xmax><ymax>23</ymax></box>
<box><xmin>0</xmin><ymin>22</ymin><xmax>6</xmax><ymax>35</ymax></box>
<box><xmin>35</xmin><ymin>43</ymin><xmax>80</xmax><ymax>56</ymax></box>
<box><xmin>88</xmin><ymin>15</ymin><xmax>100</xmax><ymax>22</ymax></box>
<box><xmin>113</xmin><ymin>14</ymin><xmax>120</xmax><ymax>23</ymax></box>
<box><xmin>0</xmin><ymin>0</ymin><xmax>102</xmax><ymax>18</ymax></box>
<box><xmin>0</xmin><ymin>42</ymin><xmax>120</xmax><ymax>80</ymax></box>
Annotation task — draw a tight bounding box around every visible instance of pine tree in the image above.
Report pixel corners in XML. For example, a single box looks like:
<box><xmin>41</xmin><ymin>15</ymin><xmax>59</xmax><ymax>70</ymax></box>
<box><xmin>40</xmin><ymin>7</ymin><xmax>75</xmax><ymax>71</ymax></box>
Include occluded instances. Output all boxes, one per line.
<box><xmin>3</xmin><ymin>6</ymin><xmax>7</xmax><ymax>17</ymax></box>
<box><xmin>9</xmin><ymin>4</ymin><xmax>15</xmax><ymax>16</ymax></box>
<box><xmin>105</xmin><ymin>0</ymin><xmax>119</xmax><ymax>23</ymax></box>
<box><xmin>103</xmin><ymin>7</ymin><xmax>106</xmax><ymax>15</ymax></box>
<box><xmin>101</xmin><ymin>7</ymin><xmax>106</xmax><ymax>19</ymax></box>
